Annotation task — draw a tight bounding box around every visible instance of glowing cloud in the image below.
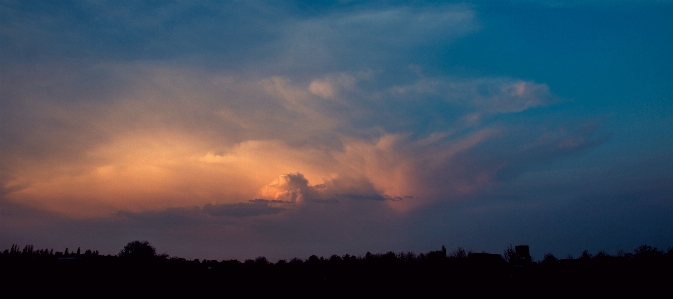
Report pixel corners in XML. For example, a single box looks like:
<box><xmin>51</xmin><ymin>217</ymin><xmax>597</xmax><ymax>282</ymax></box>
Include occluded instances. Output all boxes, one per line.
<box><xmin>258</xmin><ymin>172</ymin><xmax>319</xmax><ymax>203</ymax></box>
<box><xmin>308</xmin><ymin>73</ymin><xmax>357</xmax><ymax>99</ymax></box>
<box><xmin>0</xmin><ymin>61</ymin><xmax>577</xmax><ymax>218</ymax></box>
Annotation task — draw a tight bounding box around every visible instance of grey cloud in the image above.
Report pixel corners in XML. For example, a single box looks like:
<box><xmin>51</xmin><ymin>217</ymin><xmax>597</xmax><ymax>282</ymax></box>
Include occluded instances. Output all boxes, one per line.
<box><xmin>334</xmin><ymin>193</ymin><xmax>407</xmax><ymax>201</ymax></box>
<box><xmin>0</xmin><ymin>173</ymin><xmax>25</xmax><ymax>197</ymax></box>
<box><xmin>112</xmin><ymin>200</ymin><xmax>288</xmax><ymax>226</ymax></box>
<box><xmin>280</xmin><ymin>4</ymin><xmax>478</xmax><ymax>70</ymax></box>
<box><xmin>79</xmin><ymin>192</ymin><xmax>408</xmax><ymax>259</ymax></box>
<box><xmin>435</xmin><ymin>122</ymin><xmax>608</xmax><ymax>190</ymax></box>
<box><xmin>308</xmin><ymin>198</ymin><xmax>339</xmax><ymax>204</ymax></box>
<box><xmin>0</xmin><ymin>2</ymin><xmax>489</xmax><ymax>171</ymax></box>
<box><xmin>1</xmin><ymin>1</ymin><xmax>475</xmax><ymax>72</ymax></box>
<box><xmin>493</xmin><ymin>0</ymin><xmax>673</xmax><ymax>7</ymax></box>
<box><xmin>116</xmin><ymin>206</ymin><xmax>205</xmax><ymax>228</ymax></box>
<box><xmin>0</xmin><ymin>1</ymin><xmax>284</xmax><ymax>65</ymax></box>
<box><xmin>336</xmin><ymin>193</ymin><xmax>388</xmax><ymax>201</ymax></box>
<box><xmin>384</xmin><ymin>195</ymin><xmax>405</xmax><ymax>201</ymax></box>
<box><xmin>277</xmin><ymin>172</ymin><xmax>309</xmax><ymax>190</ymax></box>
<box><xmin>202</xmin><ymin>202</ymin><xmax>285</xmax><ymax>218</ymax></box>
<box><xmin>333</xmin><ymin>120</ymin><xmax>607</xmax><ymax>202</ymax></box>
<box><xmin>289</xmin><ymin>5</ymin><xmax>476</xmax><ymax>46</ymax></box>
<box><xmin>390</xmin><ymin>77</ymin><xmax>553</xmax><ymax>114</ymax></box>
<box><xmin>249</xmin><ymin>199</ymin><xmax>289</xmax><ymax>204</ymax></box>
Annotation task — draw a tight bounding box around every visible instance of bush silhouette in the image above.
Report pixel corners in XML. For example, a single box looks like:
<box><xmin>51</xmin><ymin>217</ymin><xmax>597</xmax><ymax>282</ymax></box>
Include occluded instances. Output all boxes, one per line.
<box><xmin>119</xmin><ymin>240</ymin><xmax>156</xmax><ymax>259</ymax></box>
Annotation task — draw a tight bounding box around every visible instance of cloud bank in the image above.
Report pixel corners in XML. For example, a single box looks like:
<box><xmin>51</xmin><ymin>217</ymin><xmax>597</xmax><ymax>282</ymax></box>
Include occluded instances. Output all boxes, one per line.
<box><xmin>0</xmin><ymin>61</ymin><xmax>594</xmax><ymax>217</ymax></box>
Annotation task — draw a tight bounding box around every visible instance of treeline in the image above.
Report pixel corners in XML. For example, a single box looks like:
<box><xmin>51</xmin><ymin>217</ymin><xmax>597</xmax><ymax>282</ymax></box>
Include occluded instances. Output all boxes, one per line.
<box><xmin>2</xmin><ymin>244</ymin><xmax>99</xmax><ymax>258</ymax></box>
<box><xmin>3</xmin><ymin>242</ymin><xmax>672</xmax><ymax>265</ymax></box>
<box><xmin>1</xmin><ymin>242</ymin><xmax>672</xmax><ymax>296</ymax></box>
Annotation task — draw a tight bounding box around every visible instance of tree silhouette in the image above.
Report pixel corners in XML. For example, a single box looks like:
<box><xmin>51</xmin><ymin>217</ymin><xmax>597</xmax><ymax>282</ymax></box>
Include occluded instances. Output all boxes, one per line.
<box><xmin>542</xmin><ymin>252</ymin><xmax>558</xmax><ymax>264</ymax></box>
<box><xmin>503</xmin><ymin>244</ymin><xmax>516</xmax><ymax>263</ymax></box>
<box><xmin>119</xmin><ymin>240</ymin><xmax>156</xmax><ymax>259</ymax></box>
<box><xmin>633</xmin><ymin>244</ymin><xmax>662</xmax><ymax>258</ymax></box>
<box><xmin>579</xmin><ymin>250</ymin><xmax>592</xmax><ymax>260</ymax></box>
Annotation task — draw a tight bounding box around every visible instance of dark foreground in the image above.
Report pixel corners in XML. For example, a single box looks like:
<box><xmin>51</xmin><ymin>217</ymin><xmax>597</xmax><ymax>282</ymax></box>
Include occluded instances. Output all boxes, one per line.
<box><xmin>3</xmin><ymin>253</ymin><xmax>672</xmax><ymax>297</ymax></box>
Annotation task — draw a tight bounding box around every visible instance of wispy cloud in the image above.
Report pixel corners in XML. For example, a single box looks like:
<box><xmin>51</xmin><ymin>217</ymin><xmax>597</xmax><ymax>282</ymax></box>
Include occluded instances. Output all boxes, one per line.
<box><xmin>279</xmin><ymin>4</ymin><xmax>479</xmax><ymax>69</ymax></box>
<box><xmin>391</xmin><ymin>77</ymin><xmax>553</xmax><ymax>114</ymax></box>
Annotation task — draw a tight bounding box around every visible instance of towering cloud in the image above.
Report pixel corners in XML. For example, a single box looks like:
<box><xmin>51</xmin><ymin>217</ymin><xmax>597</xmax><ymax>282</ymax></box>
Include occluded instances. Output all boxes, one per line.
<box><xmin>259</xmin><ymin>173</ymin><xmax>316</xmax><ymax>203</ymax></box>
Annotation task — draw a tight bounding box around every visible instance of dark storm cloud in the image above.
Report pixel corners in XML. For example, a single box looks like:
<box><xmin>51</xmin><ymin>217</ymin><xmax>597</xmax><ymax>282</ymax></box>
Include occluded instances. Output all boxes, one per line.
<box><xmin>334</xmin><ymin>193</ymin><xmax>405</xmax><ymax>201</ymax></box>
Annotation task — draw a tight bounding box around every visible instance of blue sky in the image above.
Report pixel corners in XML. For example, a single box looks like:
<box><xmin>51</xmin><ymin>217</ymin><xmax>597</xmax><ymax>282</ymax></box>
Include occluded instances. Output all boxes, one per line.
<box><xmin>1</xmin><ymin>0</ymin><xmax>672</xmax><ymax>260</ymax></box>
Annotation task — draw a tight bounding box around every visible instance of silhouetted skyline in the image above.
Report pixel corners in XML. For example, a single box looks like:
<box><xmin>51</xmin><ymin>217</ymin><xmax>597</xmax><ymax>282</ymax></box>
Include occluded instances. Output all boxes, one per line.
<box><xmin>3</xmin><ymin>241</ymin><xmax>672</xmax><ymax>296</ymax></box>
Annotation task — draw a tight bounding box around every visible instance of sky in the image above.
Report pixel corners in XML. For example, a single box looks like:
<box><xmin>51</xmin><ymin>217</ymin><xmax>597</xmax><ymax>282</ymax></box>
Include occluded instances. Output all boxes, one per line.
<box><xmin>1</xmin><ymin>0</ymin><xmax>672</xmax><ymax>261</ymax></box>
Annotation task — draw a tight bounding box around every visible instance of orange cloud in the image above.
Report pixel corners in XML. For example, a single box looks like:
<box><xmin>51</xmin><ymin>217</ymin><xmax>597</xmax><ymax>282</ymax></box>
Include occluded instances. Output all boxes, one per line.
<box><xmin>2</xmin><ymin>63</ymin><xmax>556</xmax><ymax>219</ymax></box>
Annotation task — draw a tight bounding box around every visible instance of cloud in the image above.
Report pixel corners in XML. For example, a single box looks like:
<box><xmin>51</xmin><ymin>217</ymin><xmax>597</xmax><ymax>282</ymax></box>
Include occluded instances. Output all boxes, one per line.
<box><xmin>0</xmin><ymin>2</ymin><xmax>604</xmax><ymax>220</ymax></box>
<box><xmin>1</xmin><ymin>2</ymin><xmax>477</xmax><ymax>74</ymax></box>
<box><xmin>497</xmin><ymin>0</ymin><xmax>673</xmax><ymax>7</ymax></box>
<box><xmin>276</xmin><ymin>4</ymin><xmax>478</xmax><ymax>70</ymax></box>
<box><xmin>0</xmin><ymin>1</ymin><xmax>284</xmax><ymax>65</ymax></box>
<box><xmin>116</xmin><ymin>206</ymin><xmax>205</xmax><ymax>229</ymax></box>
<box><xmin>203</xmin><ymin>201</ymin><xmax>286</xmax><ymax>218</ymax></box>
<box><xmin>308</xmin><ymin>73</ymin><xmax>357</xmax><ymax>99</ymax></box>
<box><xmin>258</xmin><ymin>172</ymin><xmax>319</xmax><ymax>203</ymax></box>
<box><xmin>0</xmin><ymin>61</ymin><xmax>599</xmax><ymax>218</ymax></box>
<box><xmin>391</xmin><ymin>77</ymin><xmax>553</xmax><ymax>114</ymax></box>
<box><xmin>335</xmin><ymin>193</ymin><xmax>389</xmax><ymax>201</ymax></box>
